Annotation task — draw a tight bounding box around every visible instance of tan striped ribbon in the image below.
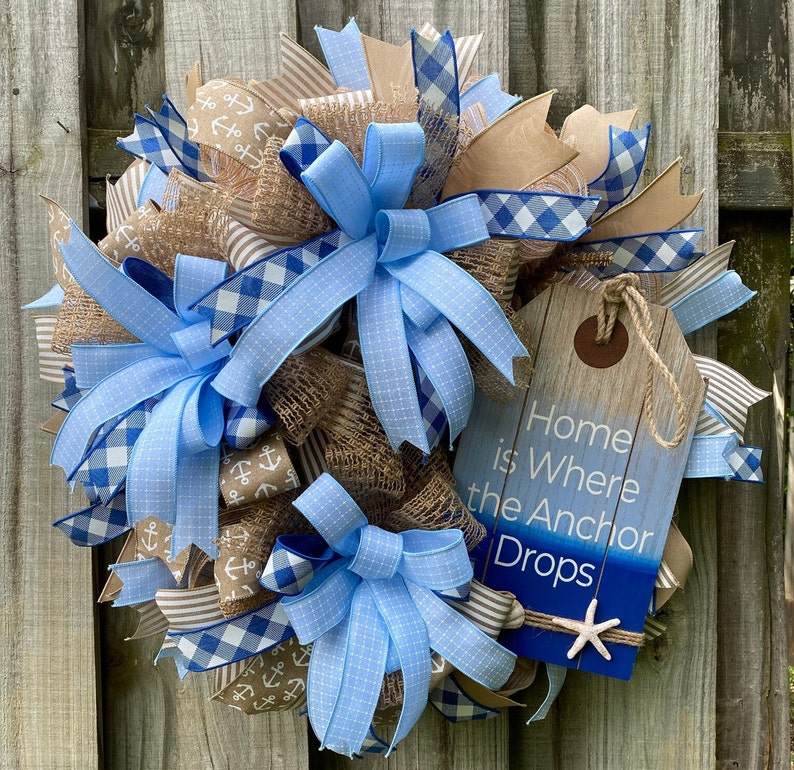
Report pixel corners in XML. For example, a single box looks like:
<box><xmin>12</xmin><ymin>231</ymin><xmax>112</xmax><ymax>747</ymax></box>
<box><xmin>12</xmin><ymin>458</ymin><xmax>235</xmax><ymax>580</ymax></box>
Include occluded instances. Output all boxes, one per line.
<box><xmin>659</xmin><ymin>241</ymin><xmax>734</xmax><ymax>307</ymax></box>
<box><xmin>654</xmin><ymin>522</ymin><xmax>692</xmax><ymax>609</ymax></box>
<box><xmin>295</xmin><ymin>428</ymin><xmax>330</xmax><ymax>484</ymax></box>
<box><xmin>693</xmin><ymin>354</ymin><xmax>770</xmax><ymax>440</ymax></box>
<box><xmin>106</xmin><ymin>158</ymin><xmax>149</xmax><ymax>232</ymax></box>
<box><xmin>33</xmin><ymin>316</ymin><xmax>72</xmax><ymax>382</ymax></box>
<box><xmin>299</xmin><ymin>88</ymin><xmax>374</xmax><ymax>111</ymax></box>
<box><xmin>695</xmin><ymin>407</ymin><xmax>736</xmax><ymax>437</ymax></box>
<box><xmin>127</xmin><ymin>600</ymin><xmax>170</xmax><ymax>640</ymax></box>
<box><xmin>155</xmin><ymin>584</ymin><xmax>226</xmax><ymax>655</ymax></box>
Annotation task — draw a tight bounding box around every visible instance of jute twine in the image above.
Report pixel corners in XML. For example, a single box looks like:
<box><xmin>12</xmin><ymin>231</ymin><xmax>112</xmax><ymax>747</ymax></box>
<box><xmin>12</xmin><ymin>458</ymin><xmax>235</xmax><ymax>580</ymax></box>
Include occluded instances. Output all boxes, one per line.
<box><xmin>522</xmin><ymin>608</ymin><xmax>644</xmax><ymax>648</ymax></box>
<box><xmin>596</xmin><ymin>273</ymin><xmax>687</xmax><ymax>449</ymax></box>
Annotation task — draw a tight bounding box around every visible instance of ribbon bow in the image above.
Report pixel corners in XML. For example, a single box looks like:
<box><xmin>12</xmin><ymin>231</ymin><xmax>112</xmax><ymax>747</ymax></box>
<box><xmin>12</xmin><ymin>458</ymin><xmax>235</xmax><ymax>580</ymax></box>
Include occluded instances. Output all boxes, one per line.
<box><xmin>50</xmin><ymin>222</ymin><xmax>271</xmax><ymax>557</ymax></box>
<box><xmin>261</xmin><ymin>473</ymin><xmax>516</xmax><ymax>757</ymax></box>
<box><xmin>207</xmin><ymin>121</ymin><xmax>529</xmax><ymax>454</ymax></box>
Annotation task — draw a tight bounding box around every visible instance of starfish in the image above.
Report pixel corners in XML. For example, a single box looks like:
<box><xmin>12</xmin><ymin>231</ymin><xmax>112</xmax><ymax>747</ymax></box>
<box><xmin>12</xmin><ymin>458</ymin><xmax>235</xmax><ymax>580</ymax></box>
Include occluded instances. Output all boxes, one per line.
<box><xmin>551</xmin><ymin>598</ymin><xmax>621</xmax><ymax>661</ymax></box>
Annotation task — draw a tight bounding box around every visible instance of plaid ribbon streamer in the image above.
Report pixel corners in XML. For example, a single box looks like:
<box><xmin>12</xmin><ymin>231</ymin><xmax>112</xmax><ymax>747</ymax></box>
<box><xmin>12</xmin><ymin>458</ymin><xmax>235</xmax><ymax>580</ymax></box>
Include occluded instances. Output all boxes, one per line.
<box><xmin>728</xmin><ymin>445</ymin><xmax>764</xmax><ymax>483</ymax></box>
<box><xmin>53</xmin><ymin>491</ymin><xmax>130</xmax><ymax>547</ymax></box>
<box><xmin>429</xmin><ymin>674</ymin><xmax>499</xmax><ymax>722</ymax></box>
<box><xmin>473</xmin><ymin>190</ymin><xmax>599</xmax><ymax>241</ymax></box>
<box><xmin>579</xmin><ymin>229</ymin><xmax>704</xmax><ymax>277</ymax></box>
<box><xmin>261</xmin><ymin>535</ymin><xmax>335</xmax><ymax>595</ymax></box>
<box><xmin>413</xmin><ymin>355</ymin><xmax>448</xmax><ymax>451</ymax></box>
<box><xmin>52</xmin><ymin>367</ymin><xmax>88</xmax><ymax>412</ymax></box>
<box><xmin>413</xmin><ymin>30</ymin><xmax>460</xmax><ymax>117</ymax></box>
<box><xmin>193</xmin><ymin>229</ymin><xmax>346</xmax><ymax>345</ymax></box>
<box><xmin>71</xmin><ymin>397</ymin><xmax>158</xmax><ymax>504</ymax></box>
<box><xmin>168</xmin><ymin>600</ymin><xmax>293</xmax><ymax>671</ymax></box>
<box><xmin>588</xmin><ymin>124</ymin><xmax>651</xmax><ymax>219</ymax></box>
<box><xmin>118</xmin><ymin>95</ymin><xmax>210</xmax><ymax>182</ymax></box>
<box><xmin>223</xmin><ymin>397</ymin><xmax>276</xmax><ymax>451</ymax></box>
<box><xmin>279</xmin><ymin>117</ymin><xmax>332</xmax><ymax>182</ymax></box>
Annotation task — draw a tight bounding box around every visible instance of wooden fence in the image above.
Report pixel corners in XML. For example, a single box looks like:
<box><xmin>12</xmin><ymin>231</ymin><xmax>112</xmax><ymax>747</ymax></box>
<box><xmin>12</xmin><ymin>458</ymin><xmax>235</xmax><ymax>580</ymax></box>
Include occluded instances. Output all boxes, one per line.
<box><xmin>1</xmin><ymin>0</ymin><xmax>790</xmax><ymax>767</ymax></box>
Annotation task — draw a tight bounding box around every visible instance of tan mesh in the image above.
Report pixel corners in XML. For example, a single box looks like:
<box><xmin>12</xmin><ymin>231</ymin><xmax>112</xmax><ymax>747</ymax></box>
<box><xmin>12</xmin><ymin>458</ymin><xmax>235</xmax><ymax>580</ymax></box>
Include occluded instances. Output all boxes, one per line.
<box><xmin>302</xmin><ymin>90</ymin><xmax>418</xmax><ymax>163</ymax></box>
<box><xmin>466</xmin><ymin>307</ymin><xmax>533</xmax><ymax>403</ymax></box>
<box><xmin>264</xmin><ymin>349</ymin><xmax>349</xmax><ymax>445</ymax></box>
<box><xmin>407</xmin><ymin>104</ymin><xmax>459</xmax><ymax>211</ymax></box>
<box><xmin>138</xmin><ymin>172</ymin><xmax>233</xmax><ymax>274</ymax></box>
<box><xmin>320</xmin><ymin>358</ymin><xmax>405</xmax><ymax>509</ymax></box>
<box><xmin>199</xmin><ymin>144</ymin><xmax>259</xmax><ymax>199</ymax></box>
<box><xmin>52</xmin><ymin>281</ymin><xmax>137</xmax><ymax>354</ymax></box>
<box><xmin>218</xmin><ymin>592</ymin><xmax>275</xmax><ymax>619</ymax></box>
<box><xmin>448</xmin><ymin>238</ymin><xmax>520</xmax><ymax>303</ymax></box>
<box><xmin>251</xmin><ymin>137</ymin><xmax>331</xmax><ymax>239</ymax></box>
<box><xmin>388</xmin><ymin>471</ymin><xmax>486</xmax><ymax>551</ymax></box>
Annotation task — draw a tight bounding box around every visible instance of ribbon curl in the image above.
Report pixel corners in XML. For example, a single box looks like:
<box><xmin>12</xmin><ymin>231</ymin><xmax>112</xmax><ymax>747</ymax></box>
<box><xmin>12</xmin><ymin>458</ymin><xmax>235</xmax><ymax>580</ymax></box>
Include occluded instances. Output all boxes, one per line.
<box><xmin>206</xmin><ymin>121</ymin><xmax>529</xmax><ymax>453</ymax></box>
<box><xmin>50</xmin><ymin>222</ymin><xmax>273</xmax><ymax>558</ymax></box>
<box><xmin>261</xmin><ymin>473</ymin><xmax>516</xmax><ymax>757</ymax></box>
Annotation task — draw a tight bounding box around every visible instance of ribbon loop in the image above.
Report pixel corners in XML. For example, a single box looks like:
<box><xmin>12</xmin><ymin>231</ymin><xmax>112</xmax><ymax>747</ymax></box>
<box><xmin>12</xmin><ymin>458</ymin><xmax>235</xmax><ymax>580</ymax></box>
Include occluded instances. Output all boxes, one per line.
<box><xmin>375</xmin><ymin>209</ymin><xmax>431</xmax><ymax>262</ymax></box>
<box><xmin>350</xmin><ymin>526</ymin><xmax>403</xmax><ymax>580</ymax></box>
<box><xmin>363</xmin><ymin>122</ymin><xmax>426</xmax><ymax>210</ymax></box>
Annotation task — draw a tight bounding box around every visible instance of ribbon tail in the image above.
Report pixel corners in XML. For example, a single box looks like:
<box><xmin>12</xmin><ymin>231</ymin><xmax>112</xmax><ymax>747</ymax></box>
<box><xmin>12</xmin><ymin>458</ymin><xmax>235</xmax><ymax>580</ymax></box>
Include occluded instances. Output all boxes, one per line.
<box><xmin>316</xmin><ymin>583</ymin><xmax>390</xmax><ymax>757</ymax></box>
<box><xmin>368</xmin><ymin>578</ymin><xmax>431</xmax><ymax>753</ymax></box>
<box><xmin>386</xmin><ymin>251</ymin><xmax>528</xmax><ymax>384</ymax></box>
<box><xmin>358</xmin><ymin>270</ymin><xmax>429</xmax><ymax>453</ymax></box>
<box><xmin>172</xmin><ymin>444</ymin><xmax>220</xmax><ymax>558</ymax></box>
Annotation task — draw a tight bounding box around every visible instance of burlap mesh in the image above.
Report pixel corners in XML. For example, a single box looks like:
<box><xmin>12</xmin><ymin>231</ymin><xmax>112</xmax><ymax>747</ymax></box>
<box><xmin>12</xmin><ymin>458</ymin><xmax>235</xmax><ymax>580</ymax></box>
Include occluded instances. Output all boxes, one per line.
<box><xmin>251</xmin><ymin>137</ymin><xmax>332</xmax><ymax>239</ymax></box>
<box><xmin>138</xmin><ymin>172</ymin><xmax>232</xmax><ymax>274</ymax></box>
<box><xmin>52</xmin><ymin>281</ymin><xmax>137</xmax><ymax>354</ymax></box>
<box><xmin>466</xmin><ymin>306</ymin><xmax>534</xmax><ymax>403</ymax></box>
<box><xmin>302</xmin><ymin>90</ymin><xmax>418</xmax><ymax>163</ymax></box>
<box><xmin>320</xmin><ymin>358</ymin><xmax>405</xmax><ymax>511</ymax></box>
<box><xmin>448</xmin><ymin>238</ymin><xmax>520</xmax><ymax>303</ymax></box>
<box><xmin>406</xmin><ymin>105</ymin><xmax>459</xmax><ymax>211</ymax></box>
<box><xmin>264</xmin><ymin>349</ymin><xmax>349</xmax><ymax>445</ymax></box>
<box><xmin>199</xmin><ymin>144</ymin><xmax>260</xmax><ymax>199</ymax></box>
<box><xmin>388</xmin><ymin>471</ymin><xmax>486</xmax><ymax>551</ymax></box>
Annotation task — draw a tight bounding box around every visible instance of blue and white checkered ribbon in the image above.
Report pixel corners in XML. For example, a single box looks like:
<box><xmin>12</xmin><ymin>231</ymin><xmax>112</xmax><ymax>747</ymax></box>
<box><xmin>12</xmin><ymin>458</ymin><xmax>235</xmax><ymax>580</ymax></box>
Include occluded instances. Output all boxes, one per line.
<box><xmin>588</xmin><ymin>124</ymin><xmax>650</xmax><ymax>220</ymax></box>
<box><xmin>728</xmin><ymin>444</ymin><xmax>764</xmax><ymax>483</ymax></box>
<box><xmin>118</xmin><ymin>95</ymin><xmax>211</xmax><ymax>182</ymax></box>
<box><xmin>468</xmin><ymin>190</ymin><xmax>599</xmax><ymax>241</ymax></box>
<box><xmin>669</xmin><ymin>270</ymin><xmax>755</xmax><ymax>335</ymax></box>
<box><xmin>51</xmin><ymin>367</ymin><xmax>87</xmax><ymax>412</ymax></box>
<box><xmin>429</xmin><ymin>673</ymin><xmax>499</xmax><ymax>722</ymax></box>
<box><xmin>49</xmin><ymin>219</ymin><xmax>270</xmax><ymax>558</ymax></box>
<box><xmin>204</xmin><ymin>121</ymin><xmax>528</xmax><ymax>454</ymax></box>
<box><xmin>53</xmin><ymin>490</ymin><xmax>130</xmax><ymax>547</ymax></box>
<box><xmin>578</xmin><ymin>229</ymin><xmax>704</xmax><ymax>277</ymax></box>
<box><xmin>261</xmin><ymin>473</ymin><xmax>515</xmax><ymax>757</ymax></box>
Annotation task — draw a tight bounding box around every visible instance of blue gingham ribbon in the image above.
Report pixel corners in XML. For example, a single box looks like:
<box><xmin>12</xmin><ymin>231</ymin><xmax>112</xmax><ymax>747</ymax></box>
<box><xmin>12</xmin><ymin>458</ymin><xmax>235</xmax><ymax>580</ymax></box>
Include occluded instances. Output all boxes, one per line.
<box><xmin>429</xmin><ymin>674</ymin><xmax>499</xmax><ymax>722</ymax></box>
<box><xmin>588</xmin><ymin>124</ymin><xmax>651</xmax><ymax>219</ymax></box>
<box><xmin>203</xmin><ymin>121</ymin><xmax>528</xmax><ymax>454</ymax></box>
<box><xmin>49</xmin><ymin>221</ymin><xmax>271</xmax><ymax>558</ymax></box>
<box><xmin>578</xmin><ymin>229</ymin><xmax>704</xmax><ymax>277</ymax></box>
<box><xmin>118</xmin><ymin>95</ymin><xmax>211</xmax><ymax>182</ymax></box>
<box><xmin>53</xmin><ymin>490</ymin><xmax>130</xmax><ymax>547</ymax></box>
<box><xmin>262</xmin><ymin>473</ymin><xmax>515</xmax><ymax>757</ymax></box>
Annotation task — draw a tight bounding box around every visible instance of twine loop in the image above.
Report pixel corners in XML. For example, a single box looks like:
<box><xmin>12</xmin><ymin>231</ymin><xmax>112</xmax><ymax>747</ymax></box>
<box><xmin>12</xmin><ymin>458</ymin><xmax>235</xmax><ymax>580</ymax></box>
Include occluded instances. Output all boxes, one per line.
<box><xmin>595</xmin><ymin>274</ymin><xmax>687</xmax><ymax>449</ymax></box>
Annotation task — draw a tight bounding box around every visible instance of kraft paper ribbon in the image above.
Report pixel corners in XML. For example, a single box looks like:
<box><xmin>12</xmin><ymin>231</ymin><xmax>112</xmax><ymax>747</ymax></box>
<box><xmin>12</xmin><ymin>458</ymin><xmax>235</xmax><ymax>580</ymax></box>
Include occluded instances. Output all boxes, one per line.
<box><xmin>262</xmin><ymin>473</ymin><xmax>515</xmax><ymax>757</ymax></box>
<box><xmin>204</xmin><ymin>121</ymin><xmax>528</xmax><ymax>454</ymax></box>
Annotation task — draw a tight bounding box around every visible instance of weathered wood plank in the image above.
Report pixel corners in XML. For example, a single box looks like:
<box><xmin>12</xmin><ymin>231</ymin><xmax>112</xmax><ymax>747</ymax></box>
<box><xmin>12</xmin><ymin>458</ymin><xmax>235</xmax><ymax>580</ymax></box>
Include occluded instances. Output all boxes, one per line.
<box><xmin>510</xmin><ymin>0</ymin><xmax>720</xmax><ymax>766</ymax></box>
<box><xmin>0</xmin><ymin>0</ymin><xmax>99</xmax><ymax>768</ymax></box>
<box><xmin>163</xmin><ymin>1</ymin><xmax>298</xmax><ymax>106</ymax></box>
<box><xmin>717</xmin><ymin>0</ymin><xmax>791</xmax><ymax>765</ymax></box>
<box><xmin>717</xmin><ymin>132</ymin><xmax>792</xmax><ymax>210</ymax></box>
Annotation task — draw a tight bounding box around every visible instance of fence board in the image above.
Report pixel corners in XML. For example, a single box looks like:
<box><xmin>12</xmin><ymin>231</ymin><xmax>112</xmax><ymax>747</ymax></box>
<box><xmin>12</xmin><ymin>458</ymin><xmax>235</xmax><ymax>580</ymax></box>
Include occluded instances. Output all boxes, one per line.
<box><xmin>0</xmin><ymin>0</ymin><xmax>99</xmax><ymax>768</ymax></box>
<box><xmin>509</xmin><ymin>0</ymin><xmax>720</xmax><ymax>766</ymax></box>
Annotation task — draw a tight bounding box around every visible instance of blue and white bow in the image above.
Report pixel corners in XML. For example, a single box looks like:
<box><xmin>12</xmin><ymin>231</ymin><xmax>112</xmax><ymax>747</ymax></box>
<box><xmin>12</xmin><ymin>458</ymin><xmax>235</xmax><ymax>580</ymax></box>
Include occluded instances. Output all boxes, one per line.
<box><xmin>203</xmin><ymin>121</ymin><xmax>529</xmax><ymax>454</ymax></box>
<box><xmin>49</xmin><ymin>222</ymin><xmax>272</xmax><ymax>558</ymax></box>
<box><xmin>261</xmin><ymin>473</ymin><xmax>516</xmax><ymax>757</ymax></box>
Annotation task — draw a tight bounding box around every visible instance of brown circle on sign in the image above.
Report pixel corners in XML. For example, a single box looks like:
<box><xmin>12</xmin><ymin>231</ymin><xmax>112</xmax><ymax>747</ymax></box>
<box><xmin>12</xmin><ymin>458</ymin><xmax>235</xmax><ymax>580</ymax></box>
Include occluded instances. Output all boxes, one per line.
<box><xmin>574</xmin><ymin>316</ymin><xmax>629</xmax><ymax>368</ymax></box>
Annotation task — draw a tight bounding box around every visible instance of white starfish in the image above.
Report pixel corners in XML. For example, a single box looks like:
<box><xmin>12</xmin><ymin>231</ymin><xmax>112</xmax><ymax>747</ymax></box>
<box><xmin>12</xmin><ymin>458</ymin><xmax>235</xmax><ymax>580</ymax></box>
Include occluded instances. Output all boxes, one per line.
<box><xmin>551</xmin><ymin>598</ymin><xmax>621</xmax><ymax>661</ymax></box>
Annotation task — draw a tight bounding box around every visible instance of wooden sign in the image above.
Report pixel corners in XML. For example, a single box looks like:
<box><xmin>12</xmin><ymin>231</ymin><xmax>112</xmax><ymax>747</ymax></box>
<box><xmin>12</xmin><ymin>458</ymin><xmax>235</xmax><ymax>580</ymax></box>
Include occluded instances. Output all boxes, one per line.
<box><xmin>454</xmin><ymin>284</ymin><xmax>705</xmax><ymax>679</ymax></box>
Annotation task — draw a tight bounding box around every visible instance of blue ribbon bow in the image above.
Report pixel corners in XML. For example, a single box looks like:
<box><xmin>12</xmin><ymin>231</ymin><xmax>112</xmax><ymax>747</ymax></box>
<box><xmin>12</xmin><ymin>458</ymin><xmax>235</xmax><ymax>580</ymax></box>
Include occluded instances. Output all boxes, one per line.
<box><xmin>262</xmin><ymin>473</ymin><xmax>516</xmax><ymax>757</ymax></box>
<box><xmin>207</xmin><ymin>121</ymin><xmax>529</xmax><ymax>454</ymax></box>
<box><xmin>50</xmin><ymin>222</ymin><xmax>272</xmax><ymax>557</ymax></box>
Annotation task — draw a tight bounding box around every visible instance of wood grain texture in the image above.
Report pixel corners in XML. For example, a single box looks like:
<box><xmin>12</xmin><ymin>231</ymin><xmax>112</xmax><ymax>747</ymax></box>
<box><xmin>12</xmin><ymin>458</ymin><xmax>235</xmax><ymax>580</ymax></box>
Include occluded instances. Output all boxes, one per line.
<box><xmin>0</xmin><ymin>0</ymin><xmax>99</xmax><ymax>767</ymax></box>
<box><xmin>509</xmin><ymin>0</ymin><xmax>720</xmax><ymax>766</ymax></box>
<box><xmin>163</xmin><ymin>0</ymin><xmax>298</xmax><ymax>107</ymax></box>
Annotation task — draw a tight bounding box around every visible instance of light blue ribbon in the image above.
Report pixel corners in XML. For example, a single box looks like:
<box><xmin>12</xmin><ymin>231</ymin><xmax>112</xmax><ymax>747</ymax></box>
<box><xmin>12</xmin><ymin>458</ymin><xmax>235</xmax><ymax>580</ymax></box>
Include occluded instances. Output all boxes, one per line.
<box><xmin>49</xmin><ymin>222</ymin><xmax>246</xmax><ymax>558</ymax></box>
<box><xmin>669</xmin><ymin>270</ymin><xmax>755</xmax><ymax>335</ymax></box>
<box><xmin>209</xmin><ymin>122</ymin><xmax>528</xmax><ymax>453</ymax></box>
<box><xmin>265</xmin><ymin>473</ymin><xmax>516</xmax><ymax>757</ymax></box>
